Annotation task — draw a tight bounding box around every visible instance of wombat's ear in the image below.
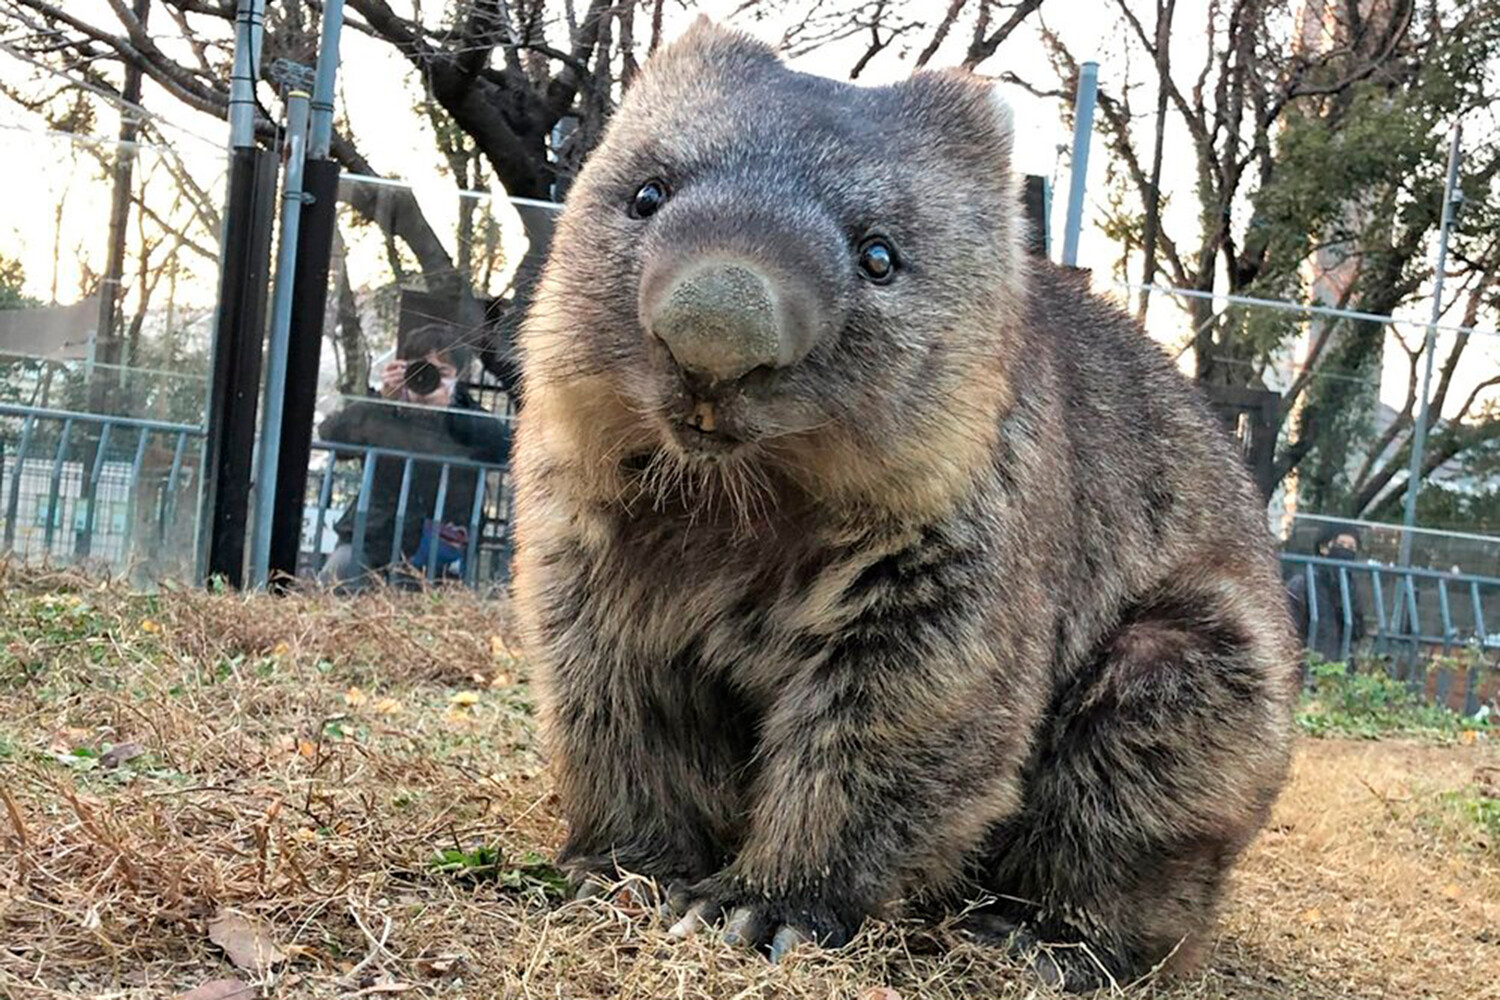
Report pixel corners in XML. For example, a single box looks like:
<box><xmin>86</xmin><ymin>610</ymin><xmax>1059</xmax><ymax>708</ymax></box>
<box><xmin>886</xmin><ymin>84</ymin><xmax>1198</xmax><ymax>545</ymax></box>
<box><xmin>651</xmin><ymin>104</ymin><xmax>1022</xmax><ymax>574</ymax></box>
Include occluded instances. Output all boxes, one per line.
<box><xmin>907</xmin><ymin>68</ymin><xmax>1014</xmax><ymax>170</ymax></box>
<box><xmin>985</xmin><ymin>85</ymin><xmax>1017</xmax><ymax>153</ymax></box>
<box><xmin>660</xmin><ymin>15</ymin><xmax>780</xmax><ymax>66</ymax></box>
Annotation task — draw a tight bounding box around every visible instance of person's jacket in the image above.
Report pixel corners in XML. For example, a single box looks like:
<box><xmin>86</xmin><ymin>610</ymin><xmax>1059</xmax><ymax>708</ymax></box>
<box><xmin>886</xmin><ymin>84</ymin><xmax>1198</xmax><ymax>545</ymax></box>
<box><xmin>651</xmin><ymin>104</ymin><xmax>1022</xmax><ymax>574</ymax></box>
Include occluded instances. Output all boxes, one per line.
<box><xmin>1286</xmin><ymin>553</ymin><xmax>1366</xmax><ymax>663</ymax></box>
<box><xmin>317</xmin><ymin>384</ymin><xmax>510</xmax><ymax>568</ymax></box>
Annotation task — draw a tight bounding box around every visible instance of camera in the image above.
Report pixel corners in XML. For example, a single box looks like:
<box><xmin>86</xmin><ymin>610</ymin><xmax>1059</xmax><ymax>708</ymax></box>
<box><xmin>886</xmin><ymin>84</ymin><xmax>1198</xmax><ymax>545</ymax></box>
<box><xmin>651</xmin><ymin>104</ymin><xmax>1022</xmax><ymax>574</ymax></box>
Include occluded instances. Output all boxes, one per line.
<box><xmin>402</xmin><ymin>359</ymin><xmax>442</xmax><ymax>396</ymax></box>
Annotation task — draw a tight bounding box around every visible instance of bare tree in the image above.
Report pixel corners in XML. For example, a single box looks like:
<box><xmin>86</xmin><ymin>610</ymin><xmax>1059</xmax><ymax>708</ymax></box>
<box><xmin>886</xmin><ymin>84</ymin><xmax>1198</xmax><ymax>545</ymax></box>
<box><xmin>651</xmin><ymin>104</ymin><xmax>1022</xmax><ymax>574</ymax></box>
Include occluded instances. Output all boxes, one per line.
<box><xmin>1</xmin><ymin>0</ymin><xmax>1051</xmax><ymax>399</ymax></box>
<box><xmin>1020</xmin><ymin>0</ymin><xmax>1500</xmax><ymax>519</ymax></box>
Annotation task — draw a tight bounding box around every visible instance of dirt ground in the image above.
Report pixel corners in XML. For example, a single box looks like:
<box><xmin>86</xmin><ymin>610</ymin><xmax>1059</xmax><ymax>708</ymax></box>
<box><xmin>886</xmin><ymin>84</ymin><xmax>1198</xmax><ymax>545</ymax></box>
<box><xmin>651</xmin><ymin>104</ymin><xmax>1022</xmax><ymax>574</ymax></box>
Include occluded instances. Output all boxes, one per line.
<box><xmin>0</xmin><ymin>571</ymin><xmax>1495</xmax><ymax>1000</ymax></box>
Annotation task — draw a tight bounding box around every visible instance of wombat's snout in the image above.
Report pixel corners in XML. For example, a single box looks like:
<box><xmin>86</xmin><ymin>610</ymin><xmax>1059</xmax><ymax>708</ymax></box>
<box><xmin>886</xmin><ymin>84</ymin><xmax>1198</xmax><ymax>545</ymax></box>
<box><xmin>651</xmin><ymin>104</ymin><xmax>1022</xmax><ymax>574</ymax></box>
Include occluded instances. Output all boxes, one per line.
<box><xmin>639</xmin><ymin>207</ymin><xmax>843</xmax><ymax>386</ymax></box>
<box><xmin>644</xmin><ymin>262</ymin><xmax>790</xmax><ymax>382</ymax></box>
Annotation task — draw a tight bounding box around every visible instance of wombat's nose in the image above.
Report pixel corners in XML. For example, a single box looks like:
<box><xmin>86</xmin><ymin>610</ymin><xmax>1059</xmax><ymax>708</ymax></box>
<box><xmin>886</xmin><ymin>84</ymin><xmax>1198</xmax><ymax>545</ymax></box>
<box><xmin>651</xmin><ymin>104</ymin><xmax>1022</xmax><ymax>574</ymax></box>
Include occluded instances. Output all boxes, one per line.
<box><xmin>645</xmin><ymin>263</ymin><xmax>794</xmax><ymax>383</ymax></box>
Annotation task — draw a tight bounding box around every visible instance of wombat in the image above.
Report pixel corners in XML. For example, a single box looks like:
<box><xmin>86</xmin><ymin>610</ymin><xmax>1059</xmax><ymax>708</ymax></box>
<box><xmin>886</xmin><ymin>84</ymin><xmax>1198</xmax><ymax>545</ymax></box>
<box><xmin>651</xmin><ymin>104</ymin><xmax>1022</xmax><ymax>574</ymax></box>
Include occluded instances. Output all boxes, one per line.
<box><xmin>512</xmin><ymin>17</ymin><xmax>1298</xmax><ymax>991</ymax></box>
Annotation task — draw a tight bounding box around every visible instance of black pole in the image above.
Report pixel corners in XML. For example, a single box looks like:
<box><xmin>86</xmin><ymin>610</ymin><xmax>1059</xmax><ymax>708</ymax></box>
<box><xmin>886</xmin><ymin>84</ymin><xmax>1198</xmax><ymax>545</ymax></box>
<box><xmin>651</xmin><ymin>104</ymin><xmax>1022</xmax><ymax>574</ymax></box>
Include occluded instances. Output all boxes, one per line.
<box><xmin>267</xmin><ymin>158</ymin><xmax>340</xmax><ymax>587</ymax></box>
<box><xmin>199</xmin><ymin>145</ymin><xmax>278</xmax><ymax>588</ymax></box>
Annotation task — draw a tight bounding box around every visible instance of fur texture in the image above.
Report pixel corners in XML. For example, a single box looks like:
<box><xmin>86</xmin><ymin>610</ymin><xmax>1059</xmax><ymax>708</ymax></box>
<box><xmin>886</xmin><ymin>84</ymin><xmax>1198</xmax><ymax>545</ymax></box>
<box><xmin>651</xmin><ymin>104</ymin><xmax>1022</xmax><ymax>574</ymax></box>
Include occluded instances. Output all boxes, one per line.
<box><xmin>512</xmin><ymin>17</ymin><xmax>1299</xmax><ymax>991</ymax></box>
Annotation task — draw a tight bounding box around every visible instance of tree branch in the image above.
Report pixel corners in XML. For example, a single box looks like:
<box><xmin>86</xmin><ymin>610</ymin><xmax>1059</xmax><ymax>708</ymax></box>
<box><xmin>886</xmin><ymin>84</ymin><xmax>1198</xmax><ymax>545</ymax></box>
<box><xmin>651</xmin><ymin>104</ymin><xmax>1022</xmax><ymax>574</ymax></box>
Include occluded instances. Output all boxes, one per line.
<box><xmin>914</xmin><ymin>0</ymin><xmax>966</xmax><ymax>69</ymax></box>
<box><xmin>963</xmin><ymin>0</ymin><xmax>1047</xmax><ymax>69</ymax></box>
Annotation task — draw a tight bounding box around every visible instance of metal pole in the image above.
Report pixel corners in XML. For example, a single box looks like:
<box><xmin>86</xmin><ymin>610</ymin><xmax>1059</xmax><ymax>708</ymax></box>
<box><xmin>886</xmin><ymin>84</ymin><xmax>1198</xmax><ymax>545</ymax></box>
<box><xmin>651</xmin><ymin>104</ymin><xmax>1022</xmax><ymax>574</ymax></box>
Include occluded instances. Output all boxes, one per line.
<box><xmin>1061</xmin><ymin>60</ymin><xmax>1098</xmax><ymax>268</ymax></box>
<box><xmin>199</xmin><ymin>0</ymin><xmax>276</xmax><ymax>588</ymax></box>
<box><xmin>268</xmin><ymin>0</ymin><xmax>345</xmax><ymax>588</ymax></box>
<box><xmin>1398</xmin><ymin>123</ymin><xmax>1463</xmax><ymax>569</ymax></box>
<box><xmin>249</xmin><ymin>88</ymin><xmax>311</xmax><ymax>588</ymax></box>
<box><xmin>307</xmin><ymin>0</ymin><xmax>343</xmax><ymax>160</ymax></box>
<box><xmin>228</xmin><ymin>0</ymin><xmax>264</xmax><ymax>149</ymax></box>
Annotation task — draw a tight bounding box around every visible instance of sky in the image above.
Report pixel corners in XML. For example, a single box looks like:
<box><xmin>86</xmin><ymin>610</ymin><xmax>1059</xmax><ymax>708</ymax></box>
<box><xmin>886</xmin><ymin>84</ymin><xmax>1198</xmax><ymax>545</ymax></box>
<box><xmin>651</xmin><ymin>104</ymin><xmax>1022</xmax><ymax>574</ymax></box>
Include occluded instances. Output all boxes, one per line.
<box><xmin>0</xmin><ymin>0</ymin><xmax>1495</xmax><ymax>423</ymax></box>
<box><xmin>0</xmin><ymin>0</ymin><xmax>1127</xmax><ymax>308</ymax></box>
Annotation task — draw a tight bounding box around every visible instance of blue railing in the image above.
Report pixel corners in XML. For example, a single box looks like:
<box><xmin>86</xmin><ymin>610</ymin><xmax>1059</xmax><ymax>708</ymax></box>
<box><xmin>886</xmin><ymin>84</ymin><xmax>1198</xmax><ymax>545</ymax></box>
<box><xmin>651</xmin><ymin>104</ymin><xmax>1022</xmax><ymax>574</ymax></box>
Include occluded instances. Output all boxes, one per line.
<box><xmin>1281</xmin><ymin>554</ymin><xmax>1499</xmax><ymax>654</ymax></box>
<box><xmin>306</xmin><ymin>439</ymin><xmax>512</xmax><ymax>588</ymax></box>
<box><xmin>1279</xmin><ymin>553</ymin><xmax>1499</xmax><ymax>714</ymax></box>
<box><xmin>1</xmin><ymin>402</ymin><xmax>512</xmax><ymax>588</ymax></box>
<box><xmin>0</xmin><ymin>403</ymin><xmax>203</xmax><ymax>570</ymax></box>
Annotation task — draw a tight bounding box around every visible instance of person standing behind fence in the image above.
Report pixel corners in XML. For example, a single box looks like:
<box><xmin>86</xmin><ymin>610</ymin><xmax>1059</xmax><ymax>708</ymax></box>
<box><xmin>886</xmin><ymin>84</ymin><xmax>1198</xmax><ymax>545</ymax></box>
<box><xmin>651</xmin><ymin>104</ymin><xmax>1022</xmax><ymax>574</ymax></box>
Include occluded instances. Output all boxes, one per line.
<box><xmin>1286</xmin><ymin>522</ymin><xmax>1366</xmax><ymax>668</ymax></box>
<box><xmin>317</xmin><ymin>326</ymin><xmax>510</xmax><ymax>591</ymax></box>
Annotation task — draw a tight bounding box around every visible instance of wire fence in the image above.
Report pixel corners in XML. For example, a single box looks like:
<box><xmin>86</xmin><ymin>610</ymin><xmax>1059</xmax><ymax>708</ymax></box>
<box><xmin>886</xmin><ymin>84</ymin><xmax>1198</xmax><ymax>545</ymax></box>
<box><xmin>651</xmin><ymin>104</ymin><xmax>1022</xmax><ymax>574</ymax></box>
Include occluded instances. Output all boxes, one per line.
<box><xmin>1100</xmin><ymin>283</ymin><xmax>1500</xmax><ymax>566</ymax></box>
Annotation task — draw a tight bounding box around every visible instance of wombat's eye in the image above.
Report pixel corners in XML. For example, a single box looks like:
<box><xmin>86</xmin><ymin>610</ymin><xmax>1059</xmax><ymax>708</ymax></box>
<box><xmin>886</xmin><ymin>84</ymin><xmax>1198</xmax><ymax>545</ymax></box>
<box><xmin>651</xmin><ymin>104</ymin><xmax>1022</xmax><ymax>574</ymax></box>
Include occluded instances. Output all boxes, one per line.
<box><xmin>857</xmin><ymin>237</ymin><xmax>896</xmax><ymax>283</ymax></box>
<box><xmin>629</xmin><ymin>179</ymin><xmax>670</xmax><ymax>219</ymax></box>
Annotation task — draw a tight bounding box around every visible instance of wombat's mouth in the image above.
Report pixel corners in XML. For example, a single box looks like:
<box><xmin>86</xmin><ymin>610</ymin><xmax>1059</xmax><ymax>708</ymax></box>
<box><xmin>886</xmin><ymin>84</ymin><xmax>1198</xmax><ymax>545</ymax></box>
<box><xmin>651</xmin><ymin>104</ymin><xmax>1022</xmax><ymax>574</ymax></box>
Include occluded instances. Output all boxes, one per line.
<box><xmin>655</xmin><ymin>393</ymin><xmax>756</xmax><ymax>460</ymax></box>
<box><xmin>668</xmin><ymin>419</ymin><xmax>744</xmax><ymax>459</ymax></box>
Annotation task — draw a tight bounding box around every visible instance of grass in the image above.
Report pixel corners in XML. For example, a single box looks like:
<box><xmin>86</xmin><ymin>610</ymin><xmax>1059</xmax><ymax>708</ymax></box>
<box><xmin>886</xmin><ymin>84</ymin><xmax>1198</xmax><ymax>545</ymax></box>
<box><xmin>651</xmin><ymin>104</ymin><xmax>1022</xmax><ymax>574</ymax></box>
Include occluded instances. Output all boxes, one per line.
<box><xmin>0</xmin><ymin>564</ymin><xmax>1496</xmax><ymax>1000</ymax></box>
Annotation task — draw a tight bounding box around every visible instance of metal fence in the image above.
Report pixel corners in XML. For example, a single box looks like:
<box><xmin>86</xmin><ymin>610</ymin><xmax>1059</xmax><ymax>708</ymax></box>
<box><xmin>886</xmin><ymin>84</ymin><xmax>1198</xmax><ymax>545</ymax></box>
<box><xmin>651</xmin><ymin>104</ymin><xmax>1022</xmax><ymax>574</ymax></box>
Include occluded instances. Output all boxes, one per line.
<box><xmin>2</xmin><ymin>397</ymin><xmax>1496</xmax><ymax>709</ymax></box>
<box><xmin>0</xmin><ymin>403</ymin><xmax>203</xmax><ymax>579</ymax></box>
<box><xmin>0</xmin><ymin>402</ymin><xmax>512</xmax><ymax>589</ymax></box>
<box><xmin>303</xmin><ymin>438</ymin><xmax>514</xmax><ymax>590</ymax></box>
<box><xmin>1280</xmin><ymin>552</ymin><xmax>1499</xmax><ymax>715</ymax></box>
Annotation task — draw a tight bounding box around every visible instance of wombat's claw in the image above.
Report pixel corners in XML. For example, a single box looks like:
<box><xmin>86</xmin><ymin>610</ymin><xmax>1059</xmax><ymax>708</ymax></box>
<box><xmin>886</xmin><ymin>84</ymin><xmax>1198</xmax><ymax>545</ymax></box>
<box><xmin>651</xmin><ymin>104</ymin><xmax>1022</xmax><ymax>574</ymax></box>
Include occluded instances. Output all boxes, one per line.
<box><xmin>667</xmin><ymin>880</ymin><xmax>837</xmax><ymax>964</ymax></box>
<box><xmin>959</xmin><ymin>915</ymin><xmax>1105</xmax><ymax>993</ymax></box>
<box><xmin>668</xmin><ymin>901</ymin><xmax>811</xmax><ymax>962</ymax></box>
<box><xmin>570</xmin><ymin>872</ymin><xmax>666</xmax><ymax>909</ymax></box>
<box><xmin>667</xmin><ymin>901</ymin><xmax>707</xmax><ymax>939</ymax></box>
<box><xmin>573</xmin><ymin>877</ymin><xmax>608</xmax><ymax>902</ymax></box>
<box><xmin>721</xmin><ymin>911</ymin><xmax>811</xmax><ymax>963</ymax></box>
<box><xmin>768</xmin><ymin>925</ymin><xmax>810</xmax><ymax>963</ymax></box>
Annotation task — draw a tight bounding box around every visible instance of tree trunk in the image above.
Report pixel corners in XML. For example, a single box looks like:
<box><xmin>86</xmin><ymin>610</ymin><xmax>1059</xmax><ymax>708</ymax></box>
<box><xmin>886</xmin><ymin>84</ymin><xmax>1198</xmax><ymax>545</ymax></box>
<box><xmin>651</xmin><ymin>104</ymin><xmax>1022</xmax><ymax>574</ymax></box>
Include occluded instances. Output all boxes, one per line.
<box><xmin>91</xmin><ymin>0</ymin><xmax>150</xmax><ymax>415</ymax></box>
<box><xmin>331</xmin><ymin>231</ymin><xmax>368</xmax><ymax>396</ymax></box>
<box><xmin>1136</xmin><ymin>0</ymin><xmax>1174</xmax><ymax>323</ymax></box>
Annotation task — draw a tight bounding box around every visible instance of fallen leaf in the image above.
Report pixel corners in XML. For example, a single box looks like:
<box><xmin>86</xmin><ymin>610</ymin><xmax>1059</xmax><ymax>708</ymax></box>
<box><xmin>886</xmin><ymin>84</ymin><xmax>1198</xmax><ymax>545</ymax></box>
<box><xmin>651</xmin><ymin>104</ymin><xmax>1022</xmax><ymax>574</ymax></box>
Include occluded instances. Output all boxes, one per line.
<box><xmin>489</xmin><ymin>672</ymin><xmax>512</xmax><ymax>688</ymax></box>
<box><xmin>1441</xmin><ymin>883</ymin><xmax>1462</xmax><ymax>900</ymax></box>
<box><xmin>862</xmin><ymin>989</ymin><xmax>903</xmax><ymax>1000</ymax></box>
<box><xmin>344</xmin><ymin>686</ymin><xmax>368</xmax><ymax>708</ymax></box>
<box><xmin>353</xmin><ymin>980</ymin><xmax>417</xmax><ymax>996</ymax></box>
<box><xmin>1300</xmin><ymin>907</ymin><xmax>1322</xmax><ymax>924</ymax></box>
<box><xmin>208</xmin><ymin>910</ymin><xmax>286</xmax><ymax>973</ymax></box>
<box><xmin>271</xmin><ymin>641</ymin><xmax>291</xmax><ymax>658</ymax></box>
<box><xmin>297</xmin><ymin>740</ymin><xmax>318</xmax><ymax>758</ymax></box>
<box><xmin>490</xmin><ymin>635</ymin><xmax>509</xmax><ymax>659</ymax></box>
<box><xmin>293</xmin><ymin>827</ymin><xmax>319</xmax><ymax>843</ymax></box>
<box><xmin>449</xmin><ymin>691</ymin><xmax>480</xmax><ymax>707</ymax></box>
<box><xmin>442</xmin><ymin>709</ymin><xmax>475</xmax><ymax>729</ymax></box>
<box><xmin>415</xmin><ymin>954</ymin><xmax>463</xmax><ymax>977</ymax></box>
<box><xmin>99</xmin><ymin>741</ymin><xmax>145</xmax><ymax>770</ymax></box>
<box><xmin>140</xmin><ymin>618</ymin><xmax>162</xmax><ymax>634</ymax></box>
<box><xmin>176</xmin><ymin>980</ymin><xmax>254</xmax><ymax>1000</ymax></box>
<box><xmin>373</xmin><ymin>698</ymin><xmax>403</xmax><ymax>716</ymax></box>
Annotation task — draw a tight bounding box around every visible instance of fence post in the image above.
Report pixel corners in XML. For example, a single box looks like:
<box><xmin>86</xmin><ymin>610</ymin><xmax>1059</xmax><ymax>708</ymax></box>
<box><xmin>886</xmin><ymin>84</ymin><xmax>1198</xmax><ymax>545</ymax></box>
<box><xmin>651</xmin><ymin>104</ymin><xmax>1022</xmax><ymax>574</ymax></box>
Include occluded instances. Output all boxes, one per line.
<box><xmin>1398</xmin><ymin>124</ymin><xmax>1463</xmax><ymax>569</ymax></box>
<box><xmin>199</xmin><ymin>0</ymin><xmax>276</xmax><ymax>588</ymax></box>
<box><xmin>1061</xmin><ymin>61</ymin><xmax>1098</xmax><ymax>268</ymax></box>
<box><xmin>268</xmin><ymin>0</ymin><xmax>345</xmax><ymax>589</ymax></box>
<box><xmin>249</xmin><ymin>78</ymin><xmax>312</xmax><ymax>589</ymax></box>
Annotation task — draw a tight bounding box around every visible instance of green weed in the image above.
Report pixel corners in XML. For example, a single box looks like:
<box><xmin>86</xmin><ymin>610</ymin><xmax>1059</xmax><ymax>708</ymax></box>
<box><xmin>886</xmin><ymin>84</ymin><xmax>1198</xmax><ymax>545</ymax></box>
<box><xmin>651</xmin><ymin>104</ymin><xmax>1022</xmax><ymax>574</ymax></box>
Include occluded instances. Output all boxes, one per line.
<box><xmin>429</xmin><ymin>845</ymin><xmax>570</xmax><ymax>898</ymax></box>
<box><xmin>1296</xmin><ymin>657</ymin><xmax>1491</xmax><ymax>740</ymax></box>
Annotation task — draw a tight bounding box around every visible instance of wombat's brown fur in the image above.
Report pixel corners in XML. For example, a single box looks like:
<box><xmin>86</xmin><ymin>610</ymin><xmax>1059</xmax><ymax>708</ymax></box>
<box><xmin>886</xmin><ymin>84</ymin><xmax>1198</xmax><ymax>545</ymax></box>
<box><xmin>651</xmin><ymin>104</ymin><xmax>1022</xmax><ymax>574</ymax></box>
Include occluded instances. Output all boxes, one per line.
<box><xmin>512</xmin><ymin>17</ymin><xmax>1298</xmax><ymax>991</ymax></box>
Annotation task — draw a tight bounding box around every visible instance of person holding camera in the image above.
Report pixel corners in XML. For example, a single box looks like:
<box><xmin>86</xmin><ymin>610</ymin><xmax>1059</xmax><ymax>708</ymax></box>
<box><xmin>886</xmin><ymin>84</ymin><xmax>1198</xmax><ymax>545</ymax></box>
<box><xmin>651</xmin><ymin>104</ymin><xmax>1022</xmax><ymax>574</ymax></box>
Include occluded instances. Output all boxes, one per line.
<box><xmin>1286</xmin><ymin>521</ymin><xmax>1367</xmax><ymax>669</ymax></box>
<box><xmin>317</xmin><ymin>325</ymin><xmax>510</xmax><ymax>591</ymax></box>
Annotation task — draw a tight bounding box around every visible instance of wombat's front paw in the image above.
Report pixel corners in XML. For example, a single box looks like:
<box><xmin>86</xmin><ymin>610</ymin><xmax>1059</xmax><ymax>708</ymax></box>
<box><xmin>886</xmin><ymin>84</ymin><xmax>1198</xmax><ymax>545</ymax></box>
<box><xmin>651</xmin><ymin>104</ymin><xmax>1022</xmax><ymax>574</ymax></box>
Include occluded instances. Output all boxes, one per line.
<box><xmin>957</xmin><ymin>913</ymin><xmax>1117</xmax><ymax>993</ymax></box>
<box><xmin>666</xmin><ymin>871</ymin><xmax>865</xmax><ymax>962</ymax></box>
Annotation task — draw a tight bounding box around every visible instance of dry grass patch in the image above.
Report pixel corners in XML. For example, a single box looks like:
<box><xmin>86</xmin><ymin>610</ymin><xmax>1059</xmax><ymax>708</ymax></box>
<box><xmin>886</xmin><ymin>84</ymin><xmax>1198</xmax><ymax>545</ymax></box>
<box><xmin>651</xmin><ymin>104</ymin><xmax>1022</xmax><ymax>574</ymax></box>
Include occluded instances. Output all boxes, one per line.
<box><xmin>0</xmin><ymin>565</ymin><xmax>1495</xmax><ymax>999</ymax></box>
